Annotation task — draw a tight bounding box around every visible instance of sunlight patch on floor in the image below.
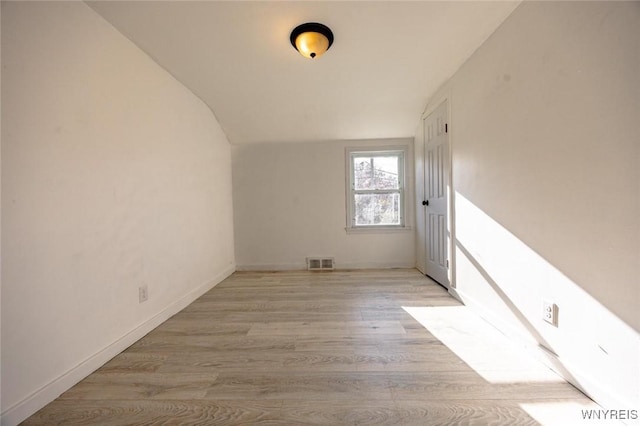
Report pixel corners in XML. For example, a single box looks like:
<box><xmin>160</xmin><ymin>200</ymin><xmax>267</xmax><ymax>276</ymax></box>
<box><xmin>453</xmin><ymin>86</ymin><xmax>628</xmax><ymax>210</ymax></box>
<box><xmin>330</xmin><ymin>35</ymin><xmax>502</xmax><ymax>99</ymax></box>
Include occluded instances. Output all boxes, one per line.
<box><xmin>402</xmin><ymin>305</ymin><xmax>563</xmax><ymax>384</ymax></box>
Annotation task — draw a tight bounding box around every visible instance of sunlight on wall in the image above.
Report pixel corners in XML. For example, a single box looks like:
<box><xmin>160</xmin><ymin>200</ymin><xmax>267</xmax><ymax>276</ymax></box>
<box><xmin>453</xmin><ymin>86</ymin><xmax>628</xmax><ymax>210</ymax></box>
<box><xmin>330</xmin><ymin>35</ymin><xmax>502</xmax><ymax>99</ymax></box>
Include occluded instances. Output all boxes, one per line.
<box><xmin>454</xmin><ymin>191</ymin><xmax>639</xmax><ymax>409</ymax></box>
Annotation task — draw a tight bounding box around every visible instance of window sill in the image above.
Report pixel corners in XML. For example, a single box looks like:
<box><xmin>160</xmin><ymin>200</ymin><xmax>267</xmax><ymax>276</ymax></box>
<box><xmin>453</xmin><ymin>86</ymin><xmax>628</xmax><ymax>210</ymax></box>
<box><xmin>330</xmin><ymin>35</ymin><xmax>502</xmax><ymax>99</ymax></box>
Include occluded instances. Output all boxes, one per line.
<box><xmin>345</xmin><ymin>226</ymin><xmax>413</xmax><ymax>234</ymax></box>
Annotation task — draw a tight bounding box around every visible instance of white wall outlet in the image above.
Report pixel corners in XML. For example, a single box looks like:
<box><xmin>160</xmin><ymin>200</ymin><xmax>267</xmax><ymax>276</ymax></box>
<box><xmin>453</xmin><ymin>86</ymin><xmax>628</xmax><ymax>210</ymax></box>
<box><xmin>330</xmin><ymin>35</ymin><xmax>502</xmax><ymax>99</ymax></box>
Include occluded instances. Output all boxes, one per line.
<box><xmin>543</xmin><ymin>300</ymin><xmax>558</xmax><ymax>326</ymax></box>
<box><xmin>139</xmin><ymin>285</ymin><xmax>148</xmax><ymax>303</ymax></box>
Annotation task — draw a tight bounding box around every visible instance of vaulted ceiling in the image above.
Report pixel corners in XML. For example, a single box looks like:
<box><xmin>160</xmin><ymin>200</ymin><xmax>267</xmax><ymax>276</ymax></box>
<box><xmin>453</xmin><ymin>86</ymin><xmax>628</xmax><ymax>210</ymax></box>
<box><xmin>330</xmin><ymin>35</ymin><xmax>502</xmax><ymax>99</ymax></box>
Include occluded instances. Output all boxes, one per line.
<box><xmin>88</xmin><ymin>1</ymin><xmax>520</xmax><ymax>145</ymax></box>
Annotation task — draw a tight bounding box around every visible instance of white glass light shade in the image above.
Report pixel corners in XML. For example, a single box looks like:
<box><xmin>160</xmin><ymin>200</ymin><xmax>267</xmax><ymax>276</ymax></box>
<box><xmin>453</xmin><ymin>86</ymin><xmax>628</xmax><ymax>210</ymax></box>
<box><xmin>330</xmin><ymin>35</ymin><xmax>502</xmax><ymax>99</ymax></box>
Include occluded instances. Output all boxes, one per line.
<box><xmin>294</xmin><ymin>31</ymin><xmax>330</xmax><ymax>59</ymax></box>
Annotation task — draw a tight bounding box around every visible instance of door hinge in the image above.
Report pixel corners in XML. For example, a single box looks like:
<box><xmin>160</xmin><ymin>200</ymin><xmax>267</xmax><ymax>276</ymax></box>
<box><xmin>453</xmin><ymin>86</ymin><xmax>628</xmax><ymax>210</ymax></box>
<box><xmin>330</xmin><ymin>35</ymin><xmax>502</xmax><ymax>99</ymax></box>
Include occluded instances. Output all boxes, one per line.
<box><xmin>446</xmin><ymin>259</ymin><xmax>449</xmax><ymax>268</ymax></box>
<box><xmin>445</xmin><ymin>123</ymin><xmax>448</xmax><ymax>133</ymax></box>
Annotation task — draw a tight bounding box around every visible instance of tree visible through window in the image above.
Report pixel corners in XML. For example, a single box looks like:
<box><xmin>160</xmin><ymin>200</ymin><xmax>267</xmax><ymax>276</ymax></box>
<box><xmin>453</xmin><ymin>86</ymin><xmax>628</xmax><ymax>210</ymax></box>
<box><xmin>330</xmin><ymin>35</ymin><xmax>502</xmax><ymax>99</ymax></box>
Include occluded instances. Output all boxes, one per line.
<box><xmin>347</xmin><ymin>149</ymin><xmax>405</xmax><ymax>228</ymax></box>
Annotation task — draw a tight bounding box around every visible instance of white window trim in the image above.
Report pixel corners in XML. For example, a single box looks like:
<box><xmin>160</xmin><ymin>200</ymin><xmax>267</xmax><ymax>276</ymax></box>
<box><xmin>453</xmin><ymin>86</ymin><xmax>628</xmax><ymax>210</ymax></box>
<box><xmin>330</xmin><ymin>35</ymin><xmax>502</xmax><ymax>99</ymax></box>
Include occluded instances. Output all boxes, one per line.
<box><xmin>345</xmin><ymin>145</ymin><xmax>411</xmax><ymax>233</ymax></box>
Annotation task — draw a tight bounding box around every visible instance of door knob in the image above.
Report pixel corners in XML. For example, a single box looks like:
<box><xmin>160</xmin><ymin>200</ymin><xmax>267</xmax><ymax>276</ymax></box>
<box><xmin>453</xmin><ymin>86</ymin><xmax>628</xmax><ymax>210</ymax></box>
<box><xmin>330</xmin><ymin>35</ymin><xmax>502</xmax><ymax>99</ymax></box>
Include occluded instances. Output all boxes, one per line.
<box><xmin>422</xmin><ymin>200</ymin><xmax>429</xmax><ymax>206</ymax></box>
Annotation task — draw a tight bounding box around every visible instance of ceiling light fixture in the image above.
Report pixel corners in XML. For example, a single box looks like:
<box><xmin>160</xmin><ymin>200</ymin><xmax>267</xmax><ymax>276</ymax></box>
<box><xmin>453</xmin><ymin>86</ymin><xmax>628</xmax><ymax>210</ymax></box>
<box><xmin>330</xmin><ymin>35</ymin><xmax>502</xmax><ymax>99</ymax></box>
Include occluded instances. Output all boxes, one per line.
<box><xmin>290</xmin><ymin>22</ymin><xmax>334</xmax><ymax>59</ymax></box>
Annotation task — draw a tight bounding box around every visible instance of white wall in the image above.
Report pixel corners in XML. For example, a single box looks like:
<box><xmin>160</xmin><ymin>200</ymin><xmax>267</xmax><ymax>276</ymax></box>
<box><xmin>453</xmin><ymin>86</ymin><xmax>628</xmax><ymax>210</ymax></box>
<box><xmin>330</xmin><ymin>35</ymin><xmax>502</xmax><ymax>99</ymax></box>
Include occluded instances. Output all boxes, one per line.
<box><xmin>1</xmin><ymin>3</ymin><xmax>235</xmax><ymax>424</ymax></box>
<box><xmin>233</xmin><ymin>139</ymin><xmax>415</xmax><ymax>270</ymax></box>
<box><xmin>417</xmin><ymin>1</ymin><xmax>639</xmax><ymax>411</ymax></box>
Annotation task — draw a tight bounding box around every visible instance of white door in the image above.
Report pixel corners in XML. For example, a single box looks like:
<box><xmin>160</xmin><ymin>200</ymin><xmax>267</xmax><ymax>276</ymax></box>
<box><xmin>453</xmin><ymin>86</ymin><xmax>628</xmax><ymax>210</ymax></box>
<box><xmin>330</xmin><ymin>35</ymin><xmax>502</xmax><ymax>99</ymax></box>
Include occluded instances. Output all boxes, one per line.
<box><xmin>423</xmin><ymin>101</ymin><xmax>449</xmax><ymax>287</ymax></box>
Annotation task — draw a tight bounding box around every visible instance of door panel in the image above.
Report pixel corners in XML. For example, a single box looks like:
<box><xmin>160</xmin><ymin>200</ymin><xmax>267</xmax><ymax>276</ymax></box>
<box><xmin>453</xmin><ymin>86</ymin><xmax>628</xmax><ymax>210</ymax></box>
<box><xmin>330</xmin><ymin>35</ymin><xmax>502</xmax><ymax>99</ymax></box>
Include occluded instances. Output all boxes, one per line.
<box><xmin>423</xmin><ymin>101</ymin><xmax>449</xmax><ymax>287</ymax></box>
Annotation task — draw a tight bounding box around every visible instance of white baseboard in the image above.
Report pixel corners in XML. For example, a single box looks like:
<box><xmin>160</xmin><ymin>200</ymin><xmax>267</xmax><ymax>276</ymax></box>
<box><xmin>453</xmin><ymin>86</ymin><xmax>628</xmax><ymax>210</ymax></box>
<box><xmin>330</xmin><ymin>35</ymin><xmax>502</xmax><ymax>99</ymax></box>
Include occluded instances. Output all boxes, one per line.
<box><xmin>235</xmin><ymin>263</ymin><xmax>305</xmax><ymax>271</ymax></box>
<box><xmin>236</xmin><ymin>261</ymin><xmax>415</xmax><ymax>271</ymax></box>
<box><xmin>454</xmin><ymin>287</ymin><xmax>636</xmax><ymax>418</ymax></box>
<box><xmin>1</xmin><ymin>264</ymin><xmax>236</xmax><ymax>426</ymax></box>
<box><xmin>338</xmin><ymin>261</ymin><xmax>416</xmax><ymax>270</ymax></box>
<box><xmin>447</xmin><ymin>286</ymin><xmax>463</xmax><ymax>303</ymax></box>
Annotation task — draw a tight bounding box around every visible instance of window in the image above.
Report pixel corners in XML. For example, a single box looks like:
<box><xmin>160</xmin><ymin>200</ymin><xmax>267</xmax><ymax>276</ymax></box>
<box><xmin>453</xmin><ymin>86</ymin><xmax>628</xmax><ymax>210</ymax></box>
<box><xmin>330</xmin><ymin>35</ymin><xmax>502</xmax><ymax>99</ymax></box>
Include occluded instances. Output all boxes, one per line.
<box><xmin>346</xmin><ymin>147</ymin><xmax>407</xmax><ymax>231</ymax></box>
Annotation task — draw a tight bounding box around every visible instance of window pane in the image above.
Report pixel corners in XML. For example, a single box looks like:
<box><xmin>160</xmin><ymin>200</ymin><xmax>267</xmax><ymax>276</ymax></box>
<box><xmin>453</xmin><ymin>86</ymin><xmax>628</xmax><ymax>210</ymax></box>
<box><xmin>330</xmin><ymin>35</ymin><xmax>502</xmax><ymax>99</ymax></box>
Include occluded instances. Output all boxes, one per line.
<box><xmin>353</xmin><ymin>157</ymin><xmax>374</xmax><ymax>190</ymax></box>
<box><xmin>353</xmin><ymin>155</ymin><xmax>399</xmax><ymax>190</ymax></box>
<box><xmin>354</xmin><ymin>193</ymin><xmax>401</xmax><ymax>226</ymax></box>
<box><xmin>373</xmin><ymin>156</ymin><xmax>399</xmax><ymax>189</ymax></box>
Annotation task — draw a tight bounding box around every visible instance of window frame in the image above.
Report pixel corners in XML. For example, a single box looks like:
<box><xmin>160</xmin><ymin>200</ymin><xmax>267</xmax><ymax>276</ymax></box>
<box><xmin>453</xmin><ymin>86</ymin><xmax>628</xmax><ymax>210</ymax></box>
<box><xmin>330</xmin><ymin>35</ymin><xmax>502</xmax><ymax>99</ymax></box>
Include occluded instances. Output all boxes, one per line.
<box><xmin>345</xmin><ymin>146</ymin><xmax>409</xmax><ymax>233</ymax></box>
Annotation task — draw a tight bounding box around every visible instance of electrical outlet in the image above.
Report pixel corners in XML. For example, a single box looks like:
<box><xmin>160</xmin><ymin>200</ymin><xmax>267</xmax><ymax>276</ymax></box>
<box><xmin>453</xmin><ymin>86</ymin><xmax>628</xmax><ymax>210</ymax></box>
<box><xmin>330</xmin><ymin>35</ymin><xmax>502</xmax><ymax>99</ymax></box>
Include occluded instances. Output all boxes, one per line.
<box><xmin>139</xmin><ymin>285</ymin><xmax>148</xmax><ymax>303</ymax></box>
<box><xmin>543</xmin><ymin>300</ymin><xmax>557</xmax><ymax>326</ymax></box>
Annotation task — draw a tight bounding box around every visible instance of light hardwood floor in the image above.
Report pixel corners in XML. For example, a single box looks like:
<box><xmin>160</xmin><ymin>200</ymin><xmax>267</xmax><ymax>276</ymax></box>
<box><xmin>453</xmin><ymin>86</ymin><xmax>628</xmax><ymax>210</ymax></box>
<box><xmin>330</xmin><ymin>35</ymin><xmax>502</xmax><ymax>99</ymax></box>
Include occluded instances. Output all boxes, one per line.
<box><xmin>24</xmin><ymin>270</ymin><xmax>605</xmax><ymax>425</ymax></box>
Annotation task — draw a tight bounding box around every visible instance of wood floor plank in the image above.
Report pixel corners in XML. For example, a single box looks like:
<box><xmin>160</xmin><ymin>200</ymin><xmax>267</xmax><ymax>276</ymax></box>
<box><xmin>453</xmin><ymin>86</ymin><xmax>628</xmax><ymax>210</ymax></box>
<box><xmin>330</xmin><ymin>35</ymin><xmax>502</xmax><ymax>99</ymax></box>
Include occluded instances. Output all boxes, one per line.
<box><xmin>204</xmin><ymin>372</ymin><xmax>393</xmax><ymax>401</ymax></box>
<box><xmin>25</xmin><ymin>269</ymin><xmax>607</xmax><ymax>425</ymax></box>
<box><xmin>247</xmin><ymin>320</ymin><xmax>407</xmax><ymax>337</ymax></box>
<box><xmin>278</xmin><ymin>399</ymin><xmax>402</xmax><ymax>425</ymax></box>
<box><xmin>58</xmin><ymin>373</ymin><xmax>219</xmax><ymax>400</ymax></box>
<box><xmin>388</xmin><ymin>371</ymin><xmax>584</xmax><ymax>400</ymax></box>
<box><xmin>97</xmin><ymin>352</ymin><xmax>168</xmax><ymax>374</ymax></box>
<box><xmin>390</xmin><ymin>399</ymin><xmax>541</xmax><ymax>426</ymax></box>
<box><xmin>22</xmin><ymin>400</ymin><xmax>284</xmax><ymax>426</ymax></box>
<box><xmin>128</xmin><ymin>335</ymin><xmax>296</xmax><ymax>353</ymax></box>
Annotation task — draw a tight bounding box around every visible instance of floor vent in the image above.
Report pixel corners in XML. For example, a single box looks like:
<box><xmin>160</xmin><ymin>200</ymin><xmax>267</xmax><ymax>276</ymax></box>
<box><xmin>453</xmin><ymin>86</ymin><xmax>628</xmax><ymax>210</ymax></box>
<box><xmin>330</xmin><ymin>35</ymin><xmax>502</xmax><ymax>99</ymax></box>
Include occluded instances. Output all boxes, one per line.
<box><xmin>307</xmin><ymin>257</ymin><xmax>335</xmax><ymax>271</ymax></box>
